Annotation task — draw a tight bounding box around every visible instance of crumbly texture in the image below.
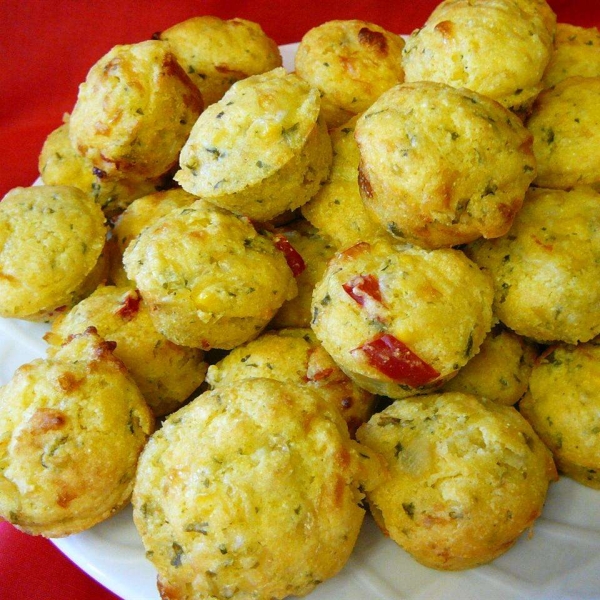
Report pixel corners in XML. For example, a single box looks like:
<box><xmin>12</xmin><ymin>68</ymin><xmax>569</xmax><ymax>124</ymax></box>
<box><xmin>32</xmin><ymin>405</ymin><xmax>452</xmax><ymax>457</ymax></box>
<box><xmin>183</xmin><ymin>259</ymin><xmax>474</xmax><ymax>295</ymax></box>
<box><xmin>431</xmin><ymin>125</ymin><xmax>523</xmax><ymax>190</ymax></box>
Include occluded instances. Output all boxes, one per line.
<box><xmin>466</xmin><ymin>186</ymin><xmax>600</xmax><ymax>344</ymax></box>
<box><xmin>48</xmin><ymin>286</ymin><xmax>207</xmax><ymax>417</ymax></box>
<box><xmin>357</xmin><ymin>392</ymin><xmax>557</xmax><ymax>570</ymax></box>
<box><xmin>527</xmin><ymin>76</ymin><xmax>600</xmax><ymax>189</ymax></box>
<box><xmin>311</xmin><ymin>239</ymin><xmax>494</xmax><ymax>399</ymax></box>
<box><xmin>402</xmin><ymin>0</ymin><xmax>556</xmax><ymax>112</ymax></box>
<box><xmin>69</xmin><ymin>40</ymin><xmax>203</xmax><ymax>180</ymax></box>
<box><xmin>295</xmin><ymin>20</ymin><xmax>405</xmax><ymax>128</ymax></box>
<box><xmin>123</xmin><ymin>201</ymin><xmax>297</xmax><ymax>349</ymax></box>
<box><xmin>269</xmin><ymin>221</ymin><xmax>337</xmax><ymax>329</ymax></box>
<box><xmin>0</xmin><ymin>329</ymin><xmax>154</xmax><ymax>537</ymax></box>
<box><xmin>0</xmin><ymin>185</ymin><xmax>107</xmax><ymax>320</ymax></box>
<box><xmin>442</xmin><ymin>327</ymin><xmax>537</xmax><ymax>406</ymax></box>
<box><xmin>301</xmin><ymin>116</ymin><xmax>391</xmax><ymax>249</ymax></box>
<box><xmin>38</xmin><ymin>121</ymin><xmax>169</xmax><ymax>218</ymax></box>
<box><xmin>354</xmin><ymin>82</ymin><xmax>536</xmax><ymax>249</ymax></box>
<box><xmin>175</xmin><ymin>68</ymin><xmax>332</xmax><ymax>221</ymax></box>
<box><xmin>520</xmin><ymin>341</ymin><xmax>600</xmax><ymax>489</ymax></box>
<box><xmin>159</xmin><ymin>16</ymin><xmax>282</xmax><ymax>107</ymax></box>
<box><xmin>206</xmin><ymin>328</ymin><xmax>375</xmax><ymax>436</ymax></box>
<box><xmin>132</xmin><ymin>378</ymin><xmax>382</xmax><ymax>600</ymax></box>
<box><xmin>542</xmin><ymin>23</ymin><xmax>600</xmax><ymax>89</ymax></box>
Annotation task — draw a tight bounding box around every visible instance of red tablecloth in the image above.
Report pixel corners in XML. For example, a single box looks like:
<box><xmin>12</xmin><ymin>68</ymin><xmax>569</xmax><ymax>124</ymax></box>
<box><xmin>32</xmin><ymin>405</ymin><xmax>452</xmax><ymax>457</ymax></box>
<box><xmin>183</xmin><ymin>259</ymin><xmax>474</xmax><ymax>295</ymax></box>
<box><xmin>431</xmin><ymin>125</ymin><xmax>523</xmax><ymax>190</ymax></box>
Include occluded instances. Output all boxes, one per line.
<box><xmin>1</xmin><ymin>1</ymin><xmax>599</xmax><ymax>599</ymax></box>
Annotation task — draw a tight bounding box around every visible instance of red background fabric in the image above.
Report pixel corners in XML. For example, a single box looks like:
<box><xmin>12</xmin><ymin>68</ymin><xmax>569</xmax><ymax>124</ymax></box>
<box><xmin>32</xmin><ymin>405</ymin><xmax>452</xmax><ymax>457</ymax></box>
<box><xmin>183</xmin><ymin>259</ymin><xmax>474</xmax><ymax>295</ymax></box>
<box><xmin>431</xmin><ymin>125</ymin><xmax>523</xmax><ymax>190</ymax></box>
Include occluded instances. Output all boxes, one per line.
<box><xmin>0</xmin><ymin>1</ymin><xmax>598</xmax><ymax>598</ymax></box>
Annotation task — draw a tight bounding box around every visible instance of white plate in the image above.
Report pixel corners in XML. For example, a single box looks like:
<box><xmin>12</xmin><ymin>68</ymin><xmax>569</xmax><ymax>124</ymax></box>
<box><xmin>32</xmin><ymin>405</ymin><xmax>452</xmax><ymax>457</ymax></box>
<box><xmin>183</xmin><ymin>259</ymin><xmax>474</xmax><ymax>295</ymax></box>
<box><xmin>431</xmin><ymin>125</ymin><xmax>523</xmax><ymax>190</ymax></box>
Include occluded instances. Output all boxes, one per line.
<box><xmin>2</xmin><ymin>42</ymin><xmax>600</xmax><ymax>600</ymax></box>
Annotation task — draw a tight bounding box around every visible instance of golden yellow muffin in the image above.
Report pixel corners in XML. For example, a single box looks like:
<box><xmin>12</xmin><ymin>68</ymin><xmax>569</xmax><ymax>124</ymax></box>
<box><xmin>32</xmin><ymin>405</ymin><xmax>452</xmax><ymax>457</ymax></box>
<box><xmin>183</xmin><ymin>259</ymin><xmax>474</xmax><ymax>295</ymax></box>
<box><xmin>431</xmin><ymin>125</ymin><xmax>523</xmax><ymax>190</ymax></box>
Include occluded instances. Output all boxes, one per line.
<box><xmin>543</xmin><ymin>23</ymin><xmax>600</xmax><ymax>89</ymax></box>
<box><xmin>311</xmin><ymin>239</ymin><xmax>494</xmax><ymax>399</ymax></box>
<box><xmin>47</xmin><ymin>286</ymin><xmax>207</xmax><ymax>417</ymax></box>
<box><xmin>123</xmin><ymin>200</ymin><xmax>297</xmax><ymax>350</ymax></box>
<box><xmin>158</xmin><ymin>15</ymin><xmax>282</xmax><ymax>107</ymax></box>
<box><xmin>38</xmin><ymin>121</ymin><xmax>170</xmax><ymax>218</ymax></box>
<box><xmin>354</xmin><ymin>82</ymin><xmax>536</xmax><ymax>249</ymax></box>
<box><xmin>294</xmin><ymin>20</ymin><xmax>405</xmax><ymax>128</ymax></box>
<box><xmin>466</xmin><ymin>187</ymin><xmax>600</xmax><ymax>344</ymax></box>
<box><xmin>132</xmin><ymin>378</ymin><xmax>382</xmax><ymax>600</ymax></box>
<box><xmin>402</xmin><ymin>0</ymin><xmax>556</xmax><ymax>112</ymax></box>
<box><xmin>301</xmin><ymin>116</ymin><xmax>390</xmax><ymax>249</ymax></box>
<box><xmin>269</xmin><ymin>220</ymin><xmax>337</xmax><ymax>329</ymax></box>
<box><xmin>357</xmin><ymin>392</ymin><xmax>557</xmax><ymax>570</ymax></box>
<box><xmin>442</xmin><ymin>326</ymin><xmax>537</xmax><ymax>406</ymax></box>
<box><xmin>520</xmin><ymin>341</ymin><xmax>600</xmax><ymax>489</ymax></box>
<box><xmin>527</xmin><ymin>76</ymin><xmax>600</xmax><ymax>189</ymax></box>
<box><xmin>175</xmin><ymin>68</ymin><xmax>332</xmax><ymax>221</ymax></box>
<box><xmin>0</xmin><ymin>185</ymin><xmax>107</xmax><ymax>321</ymax></box>
<box><xmin>206</xmin><ymin>328</ymin><xmax>375</xmax><ymax>436</ymax></box>
<box><xmin>0</xmin><ymin>328</ymin><xmax>154</xmax><ymax>537</ymax></box>
<box><xmin>69</xmin><ymin>40</ymin><xmax>203</xmax><ymax>180</ymax></box>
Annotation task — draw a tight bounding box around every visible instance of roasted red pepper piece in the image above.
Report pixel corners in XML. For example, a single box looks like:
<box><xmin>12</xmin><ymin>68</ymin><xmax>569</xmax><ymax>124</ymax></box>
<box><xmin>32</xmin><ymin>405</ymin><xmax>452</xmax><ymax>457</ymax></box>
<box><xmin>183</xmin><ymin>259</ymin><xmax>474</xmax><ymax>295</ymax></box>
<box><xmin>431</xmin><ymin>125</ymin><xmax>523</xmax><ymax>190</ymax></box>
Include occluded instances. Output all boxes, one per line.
<box><xmin>354</xmin><ymin>333</ymin><xmax>439</xmax><ymax>387</ymax></box>
<box><xmin>343</xmin><ymin>274</ymin><xmax>382</xmax><ymax>306</ymax></box>
<box><xmin>115</xmin><ymin>290</ymin><xmax>141</xmax><ymax>321</ymax></box>
<box><xmin>272</xmin><ymin>233</ymin><xmax>306</xmax><ymax>277</ymax></box>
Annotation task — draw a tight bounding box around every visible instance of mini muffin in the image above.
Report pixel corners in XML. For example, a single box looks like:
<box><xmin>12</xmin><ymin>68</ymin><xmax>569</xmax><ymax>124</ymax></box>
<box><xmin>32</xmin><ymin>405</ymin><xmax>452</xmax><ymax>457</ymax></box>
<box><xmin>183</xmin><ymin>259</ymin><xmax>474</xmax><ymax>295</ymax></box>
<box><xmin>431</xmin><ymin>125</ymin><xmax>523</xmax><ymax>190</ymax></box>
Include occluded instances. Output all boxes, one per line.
<box><xmin>123</xmin><ymin>200</ymin><xmax>297</xmax><ymax>350</ymax></box>
<box><xmin>311</xmin><ymin>239</ymin><xmax>494</xmax><ymax>399</ymax></box>
<box><xmin>47</xmin><ymin>286</ymin><xmax>207</xmax><ymax>417</ymax></box>
<box><xmin>269</xmin><ymin>220</ymin><xmax>337</xmax><ymax>329</ymax></box>
<box><xmin>354</xmin><ymin>82</ymin><xmax>536</xmax><ymax>249</ymax></box>
<box><xmin>357</xmin><ymin>392</ymin><xmax>557</xmax><ymax>570</ymax></box>
<box><xmin>527</xmin><ymin>76</ymin><xmax>600</xmax><ymax>189</ymax></box>
<box><xmin>301</xmin><ymin>116</ymin><xmax>390</xmax><ymax>249</ymax></box>
<box><xmin>542</xmin><ymin>23</ymin><xmax>600</xmax><ymax>89</ymax></box>
<box><xmin>402</xmin><ymin>0</ymin><xmax>556</xmax><ymax>112</ymax></box>
<box><xmin>520</xmin><ymin>341</ymin><xmax>600</xmax><ymax>489</ymax></box>
<box><xmin>0</xmin><ymin>185</ymin><xmax>107</xmax><ymax>321</ymax></box>
<box><xmin>295</xmin><ymin>20</ymin><xmax>405</xmax><ymax>128</ymax></box>
<box><xmin>69</xmin><ymin>40</ymin><xmax>203</xmax><ymax>180</ymax></box>
<box><xmin>466</xmin><ymin>186</ymin><xmax>600</xmax><ymax>344</ymax></box>
<box><xmin>38</xmin><ymin>121</ymin><xmax>170</xmax><ymax>218</ymax></box>
<box><xmin>133</xmin><ymin>378</ymin><xmax>381</xmax><ymax>600</ymax></box>
<box><xmin>0</xmin><ymin>328</ymin><xmax>154</xmax><ymax>537</ymax></box>
<box><xmin>158</xmin><ymin>15</ymin><xmax>282</xmax><ymax>107</ymax></box>
<box><xmin>175</xmin><ymin>68</ymin><xmax>332</xmax><ymax>221</ymax></box>
<box><xmin>206</xmin><ymin>328</ymin><xmax>375</xmax><ymax>436</ymax></box>
<box><xmin>442</xmin><ymin>326</ymin><xmax>537</xmax><ymax>406</ymax></box>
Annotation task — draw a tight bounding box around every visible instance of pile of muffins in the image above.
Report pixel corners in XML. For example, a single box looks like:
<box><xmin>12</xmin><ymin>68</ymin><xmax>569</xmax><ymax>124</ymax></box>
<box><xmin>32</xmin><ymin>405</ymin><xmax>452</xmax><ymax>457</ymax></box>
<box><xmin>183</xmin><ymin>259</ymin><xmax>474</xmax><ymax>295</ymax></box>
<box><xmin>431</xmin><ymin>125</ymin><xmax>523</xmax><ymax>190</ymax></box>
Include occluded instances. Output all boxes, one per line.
<box><xmin>1</xmin><ymin>2</ymin><xmax>600</xmax><ymax>598</ymax></box>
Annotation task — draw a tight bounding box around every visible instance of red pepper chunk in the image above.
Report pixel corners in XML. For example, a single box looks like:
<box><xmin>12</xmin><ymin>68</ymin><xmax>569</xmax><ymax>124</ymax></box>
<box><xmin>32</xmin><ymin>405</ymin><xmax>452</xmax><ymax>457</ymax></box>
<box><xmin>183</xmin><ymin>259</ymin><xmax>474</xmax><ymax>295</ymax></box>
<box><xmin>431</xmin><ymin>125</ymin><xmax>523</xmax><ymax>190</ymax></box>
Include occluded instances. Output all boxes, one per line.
<box><xmin>343</xmin><ymin>274</ymin><xmax>382</xmax><ymax>306</ymax></box>
<box><xmin>115</xmin><ymin>290</ymin><xmax>141</xmax><ymax>321</ymax></box>
<box><xmin>273</xmin><ymin>234</ymin><xmax>306</xmax><ymax>277</ymax></box>
<box><xmin>355</xmin><ymin>334</ymin><xmax>440</xmax><ymax>387</ymax></box>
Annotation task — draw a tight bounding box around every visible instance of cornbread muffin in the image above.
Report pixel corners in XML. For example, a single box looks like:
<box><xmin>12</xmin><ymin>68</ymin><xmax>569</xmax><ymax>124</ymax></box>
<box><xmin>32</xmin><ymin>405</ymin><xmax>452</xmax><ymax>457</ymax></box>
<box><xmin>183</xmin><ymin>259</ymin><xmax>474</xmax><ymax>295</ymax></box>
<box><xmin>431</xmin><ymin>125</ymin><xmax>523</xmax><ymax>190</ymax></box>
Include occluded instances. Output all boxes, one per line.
<box><xmin>354</xmin><ymin>82</ymin><xmax>536</xmax><ymax>249</ymax></box>
<box><xmin>543</xmin><ymin>23</ymin><xmax>600</xmax><ymax>89</ymax></box>
<box><xmin>175</xmin><ymin>68</ymin><xmax>332</xmax><ymax>221</ymax></box>
<box><xmin>301</xmin><ymin>116</ymin><xmax>389</xmax><ymax>249</ymax></box>
<box><xmin>0</xmin><ymin>185</ymin><xmax>107</xmax><ymax>321</ymax></box>
<box><xmin>0</xmin><ymin>328</ymin><xmax>154</xmax><ymax>537</ymax></box>
<box><xmin>69</xmin><ymin>40</ymin><xmax>203</xmax><ymax>180</ymax></box>
<box><xmin>311</xmin><ymin>239</ymin><xmax>494</xmax><ymax>399</ymax></box>
<box><xmin>269</xmin><ymin>221</ymin><xmax>337</xmax><ymax>329</ymax></box>
<box><xmin>47</xmin><ymin>286</ymin><xmax>207</xmax><ymax>417</ymax></box>
<box><xmin>520</xmin><ymin>341</ymin><xmax>600</xmax><ymax>489</ymax></box>
<box><xmin>295</xmin><ymin>20</ymin><xmax>406</xmax><ymax>128</ymax></box>
<box><xmin>133</xmin><ymin>378</ymin><xmax>381</xmax><ymax>600</ymax></box>
<box><xmin>123</xmin><ymin>200</ymin><xmax>297</xmax><ymax>349</ymax></box>
<box><xmin>357</xmin><ymin>392</ymin><xmax>557</xmax><ymax>570</ymax></box>
<box><xmin>206</xmin><ymin>328</ymin><xmax>375</xmax><ymax>436</ymax></box>
<box><xmin>158</xmin><ymin>16</ymin><xmax>282</xmax><ymax>107</ymax></box>
<box><xmin>38</xmin><ymin>121</ymin><xmax>170</xmax><ymax>218</ymax></box>
<box><xmin>402</xmin><ymin>0</ymin><xmax>556</xmax><ymax>112</ymax></box>
<box><xmin>527</xmin><ymin>76</ymin><xmax>600</xmax><ymax>189</ymax></box>
<box><xmin>442</xmin><ymin>327</ymin><xmax>537</xmax><ymax>406</ymax></box>
<box><xmin>466</xmin><ymin>186</ymin><xmax>600</xmax><ymax>344</ymax></box>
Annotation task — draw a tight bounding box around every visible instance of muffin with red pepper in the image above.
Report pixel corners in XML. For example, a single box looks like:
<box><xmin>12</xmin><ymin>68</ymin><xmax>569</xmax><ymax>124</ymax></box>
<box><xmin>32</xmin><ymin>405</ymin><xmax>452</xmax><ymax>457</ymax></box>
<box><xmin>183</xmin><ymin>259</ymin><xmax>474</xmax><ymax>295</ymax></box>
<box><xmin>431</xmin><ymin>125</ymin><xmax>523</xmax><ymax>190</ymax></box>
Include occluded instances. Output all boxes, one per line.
<box><xmin>311</xmin><ymin>239</ymin><xmax>494</xmax><ymax>399</ymax></box>
<box><xmin>206</xmin><ymin>328</ymin><xmax>375</xmax><ymax>436</ymax></box>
